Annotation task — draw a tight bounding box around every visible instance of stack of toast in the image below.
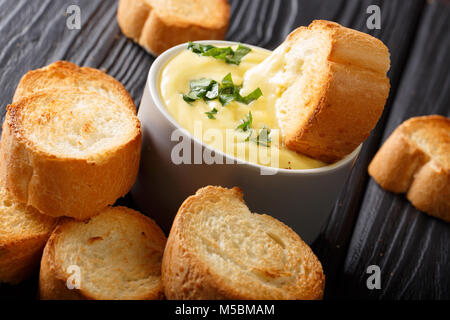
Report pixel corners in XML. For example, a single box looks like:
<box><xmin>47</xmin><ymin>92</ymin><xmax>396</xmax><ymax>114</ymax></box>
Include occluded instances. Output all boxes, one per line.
<box><xmin>0</xmin><ymin>61</ymin><xmax>170</xmax><ymax>299</ymax></box>
<box><xmin>0</xmin><ymin>61</ymin><xmax>325</xmax><ymax>300</ymax></box>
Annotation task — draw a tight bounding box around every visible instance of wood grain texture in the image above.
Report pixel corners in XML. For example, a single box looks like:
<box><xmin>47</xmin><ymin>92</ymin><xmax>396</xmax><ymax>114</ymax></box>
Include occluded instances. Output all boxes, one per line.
<box><xmin>310</xmin><ymin>0</ymin><xmax>428</xmax><ymax>298</ymax></box>
<box><xmin>338</xmin><ymin>0</ymin><xmax>450</xmax><ymax>299</ymax></box>
<box><xmin>0</xmin><ymin>0</ymin><xmax>448</xmax><ymax>299</ymax></box>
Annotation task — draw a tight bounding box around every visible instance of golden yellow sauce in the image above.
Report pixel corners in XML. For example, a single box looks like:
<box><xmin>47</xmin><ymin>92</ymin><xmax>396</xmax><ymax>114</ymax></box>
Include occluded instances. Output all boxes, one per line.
<box><xmin>159</xmin><ymin>46</ymin><xmax>325</xmax><ymax>169</ymax></box>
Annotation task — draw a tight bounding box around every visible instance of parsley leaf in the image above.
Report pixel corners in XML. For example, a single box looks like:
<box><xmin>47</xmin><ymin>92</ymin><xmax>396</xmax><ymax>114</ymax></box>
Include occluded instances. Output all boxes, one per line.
<box><xmin>218</xmin><ymin>92</ymin><xmax>235</xmax><ymax>106</ymax></box>
<box><xmin>236</xmin><ymin>112</ymin><xmax>253</xmax><ymax>141</ymax></box>
<box><xmin>252</xmin><ymin>126</ymin><xmax>272</xmax><ymax>147</ymax></box>
<box><xmin>205</xmin><ymin>108</ymin><xmax>218</xmax><ymax>119</ymax></box>
<box><xmin>237</xmin><ymin>88</ymin><xmax>263</xmax><ymax>104</ymax></box>
<box><xmin>236</xmin><ymin>113</ymin><xmax>272</xmax><ymax>146</ymax></box>
<box><xmin>182</xmin><ymin>78</ymin><xmax>218</xmax><ymax>103</ymax></box>
<box><xmin>226</xmin><ymin>44</ymin><xmax>252</xmax><ymax>65</ymax></box>
<box><xmin>236</xmin><ymin>111</ymin><xmax>253</xmax><ymax>132</ymax></box>
<box><xmin>203</xmin><ymin>47</ymin><xmax>234</xmax><ymax>61</ymax></box>
<box><xmin>218</xmin><ymin>73</ymin><xmax>262</xmax><ymax>106</ymax></box>
<box><xmin>218</xmin><ymin>73</ymin><xmax>239</xmax><ymax>106</ymax></box>
<box><xmin>205</xmin><ymin>82</ymin><xmax>219</xmax><ymax>100</ymax></box>
<box><xmin>221</xmin><ymin>73</ymin><xmax>235</xmax><ymax>88</ymax></box>
<box><xmin>187</xmin><ymin>42</ymin><xmax>252</xmax><ymax>65</ymax></box>
<box><xmin>183</xmin><ymin>73</ymin><xmax>262</xmax><ymax>107</ymax></box>
<box><xmin>182</xmin><ymin>93</ymin><xmax>197</xmax><ymax>103</ymax></box>
<box><xmin>187</xmin><ymin>42</ymin><xmax>215</xmax><ymax>54</ymax></box>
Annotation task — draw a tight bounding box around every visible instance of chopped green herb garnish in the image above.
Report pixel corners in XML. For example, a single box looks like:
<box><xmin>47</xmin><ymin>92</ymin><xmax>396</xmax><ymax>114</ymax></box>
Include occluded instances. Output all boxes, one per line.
<box><xmin>236</xmin><ymin>111</ymin><xmax>253</xmax><ymax>132</ymax></box>
<box><xmin>203</xmin><ymin>47</ymin><xmax>234</xmax><ymax>60</ymax></box>
<box><xmin>205</xmin><ymin>82</ymin><xmax>219</xmax><ymax>100</ymax></box>
<box><xmin>236</xmin><ymin>111</ymin><xmax>253</xmax><ymax>141</ymax></box>
<box><xmin>237</xmin><ymin>88</ymin><xmax>263</xmax><ymax>104</ymax></box>
<box><xmin>182</xmin><ymin>78</ymin><xmax>218</xmax><ymax>103</ymax></box>
<box><xmin>225</xmin><ymin>44</ymin><xmax>251</xmax><ymax>65</ymax></box>
<box><xmin>187</xmin><ymin>42</ymin><xmax>252</xmax><ymax>65</ymax></box>
<box><xmin>183</xmin><ymin>73</ymin><xmax>262</xmax><ymax>107</ymax></box>
<box><xmin>187</xmin><ymin>42</ymin><xmax>215</xmax><ymax>54</ymax></box>
<box><xmin>221</xmin><ymin>73</ymin><xmax>235</xmax><ymax>88</ymax></box>
<box><xmin>219</xmin><ymin>73</ymin><xmax>262</xmax><ymax>106</ymax></box>
<box><xmin>252</xmin><ymin>126</ymin><xmax>272</xmax><ymax>147</ymax></box>
<box><xmin>218</xmin><ymin>73</ymin><xmax>239</xmax><ymax>106</ymax></box>
<box><xmin>235</xmin><ymin>112</ymin><xmax>271</xmax><ymax>146</ymax></box>
<box><xmin>205</xmin><ymin>108</ymin><xmax>218</xmax><ymax>119</ymax></box>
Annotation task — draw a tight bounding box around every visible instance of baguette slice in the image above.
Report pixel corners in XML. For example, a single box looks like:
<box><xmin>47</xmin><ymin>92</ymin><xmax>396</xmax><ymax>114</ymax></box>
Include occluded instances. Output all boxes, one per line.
<box><xmin>39</xmin><ymin>206</ymin><xmax>166</xmax><ymax>300</ymax></box>
<box><xmin>162</xmin><ymin>186</ymin><xmax>325</xmax><ymax>300</ymax></box>
<box><xmin>369</xmin><ymin>115</ymin><xmax>450</xmax><ymax>221</ymax></box>
<box><xmin>243</xmin><ymin>20</ymin><xmax>390</xmax><ymax>163</ymax></box>
<box><xmin>0</xmin><ymin>89</ymin><xmax>141</xmax><ymax>220</ymax></box>
<box><xmin>13</xmin><ymin>61</ymin><xmax>135</xmax><ymax>112</ymax></box>
<box><xmin>0</xmin><ymin>186</ymin><xmax>57</xmax><ymax>284</ymax></box>
<box><xmin>117</xmin><ymin>0</ymin><xmax>230</xmax><ymax>55</ymax></box>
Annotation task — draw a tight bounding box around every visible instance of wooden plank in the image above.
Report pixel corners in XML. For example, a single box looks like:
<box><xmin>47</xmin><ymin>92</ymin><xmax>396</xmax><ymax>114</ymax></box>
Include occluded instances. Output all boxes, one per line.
<box><xmin>308</xmin><ymin>0</ymin><xmax>427</xmax><ymax>298</ymax></box>
<box><xmin>337</xmin><ymin>0</ymin><xmax>450</xmax><ymax>299</ymax></box>
<box><xmin>0</xmin><ymin>0</ymin><xmax>435</xmax><ymax>299</ymax></box>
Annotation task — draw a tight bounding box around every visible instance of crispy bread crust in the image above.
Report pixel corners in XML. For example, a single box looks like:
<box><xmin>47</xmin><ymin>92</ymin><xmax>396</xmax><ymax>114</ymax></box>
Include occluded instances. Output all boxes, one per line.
<box><xmin>0</xmin><ymin>235</ymin><xmax>56</xmax><ymax>284</ymax></box>
<box><xmin>0</xmin><ymin>91</ymin><xmax>142</xmax><ymax>220</ymax></box>
<box><xmin>281</xmin><ymin>20</ymin><xmax>390</xmax><ymax>163</ymax></box>
<box><xmin>39</xmin><ymin>207</ymin><xmax>166</xmax><ymax>300</ymax></box>
<box><xmin>0</xmin><ymin>187</ymin><xmax>57</xmax><ymax>284</ymax></box>
<box><xmin>117</xmin><ymin>0</ymin><xmax>230</xmax><ymax>55</ymax></box>
<box><xmin>369</xmin><ymin>115</ymin><xmax>450</xmax><ymax>222</ymax></box>
<box><xmin>13</xmin><ymin>61</ymin><xmax>136</xmax><ymax>112</ymax></box>
<box><xmin>162</xmin><ymin>186</ymin><xmax>325</xmax><ymax>300</ymax></box>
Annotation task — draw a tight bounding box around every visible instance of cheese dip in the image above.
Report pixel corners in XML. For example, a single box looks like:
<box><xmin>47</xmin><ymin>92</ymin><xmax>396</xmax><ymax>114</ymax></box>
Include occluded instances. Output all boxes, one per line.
<box><xmin>159</xmin><ymin>44</ymin><xmax>325</xmax><ymax>170</ymax></box>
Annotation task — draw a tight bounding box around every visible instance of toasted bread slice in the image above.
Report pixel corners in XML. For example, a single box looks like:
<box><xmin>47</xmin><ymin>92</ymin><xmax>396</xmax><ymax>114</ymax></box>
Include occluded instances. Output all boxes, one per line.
<box><xmin>162</xmin><ymin>186</ymin><xmax>325</xmax><ymax>300</ymax></box>
<box><xmin>369</xmin><ymin>115</ymin><xmax>450</xmax><ymax>221</ymax></box>
<box><xmin>0</xmin><ymin>186</ymin><xmax>56</xmax><ymax>284</ymax></box>
<box><xmin>243</xmin><ymin>20</ymin><xmax>390</xmax><ymax>163</ymax></box>
<box><xmin>0</xmin><ymin>90</ymin><xmax>141</xmax><ymax>220</ymax></box>
<box><xmin>117</xmin><ymin>0</ymin><xmax>230</xmax><ymax>55</ymax></box>
<box><xmin>39</xmin><ymin>206</ymin><xmax>166</xmax><ymax>300</ymax></box>
<box><xmin>13</xmin><ymin>61</ymin><xmax>135</xmax><ymax>112</ymax></box>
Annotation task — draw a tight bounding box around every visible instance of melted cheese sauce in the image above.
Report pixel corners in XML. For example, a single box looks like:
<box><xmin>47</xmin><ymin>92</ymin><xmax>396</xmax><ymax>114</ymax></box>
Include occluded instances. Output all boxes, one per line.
<box><xmin>159</xmin><ymin>46</ymin><xmax>325</xmax><ymax>169</ymax></box>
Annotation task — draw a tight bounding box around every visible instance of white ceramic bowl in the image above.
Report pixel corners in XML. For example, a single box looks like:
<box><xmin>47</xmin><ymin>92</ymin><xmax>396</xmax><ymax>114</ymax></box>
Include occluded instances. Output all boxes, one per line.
<box><xmin>131</xmin><ymin>41</ymin><xmax>361</xmax><ymax>244</ymax></box>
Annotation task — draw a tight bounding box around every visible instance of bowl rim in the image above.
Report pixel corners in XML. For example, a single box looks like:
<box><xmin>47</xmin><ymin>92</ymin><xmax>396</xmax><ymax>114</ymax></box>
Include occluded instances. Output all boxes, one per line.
<box><xmin>146</xmin><ymin>40</ymin><xmax>362</xmax><ymax>176</ymax></box>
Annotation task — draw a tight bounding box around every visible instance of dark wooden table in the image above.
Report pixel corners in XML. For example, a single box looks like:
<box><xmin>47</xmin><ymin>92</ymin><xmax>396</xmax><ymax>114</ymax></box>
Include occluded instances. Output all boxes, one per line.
<box><xmin>0</xmin><ymin>0</ymin><xmax>448</xmax><ymax>300</ymax></box>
